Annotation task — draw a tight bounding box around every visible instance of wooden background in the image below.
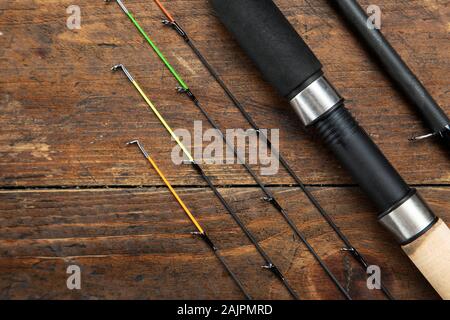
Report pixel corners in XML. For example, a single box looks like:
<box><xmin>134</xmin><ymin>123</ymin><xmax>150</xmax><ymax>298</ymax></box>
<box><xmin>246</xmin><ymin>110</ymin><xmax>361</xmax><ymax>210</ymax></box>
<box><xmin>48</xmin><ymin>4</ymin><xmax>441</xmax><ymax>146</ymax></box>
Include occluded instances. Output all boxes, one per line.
<box><xmin>0</xmin><ymin>0</ymin><xmax>448</xmax><ymax>300</ymax></box>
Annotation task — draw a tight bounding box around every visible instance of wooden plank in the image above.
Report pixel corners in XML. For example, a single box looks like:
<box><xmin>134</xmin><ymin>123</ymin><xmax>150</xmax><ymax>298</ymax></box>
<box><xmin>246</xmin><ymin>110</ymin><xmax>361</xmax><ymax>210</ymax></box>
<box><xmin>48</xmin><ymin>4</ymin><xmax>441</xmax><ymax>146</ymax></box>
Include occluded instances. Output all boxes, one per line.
<box><xmin>0</xmin><ymin>0</ymin><xmax>448</xmax><ymax>187</ymax></box>
<box><xmin>0</xmin><ymin>186</ymin><xmax>447</xmax><ymax>300</ymax></box>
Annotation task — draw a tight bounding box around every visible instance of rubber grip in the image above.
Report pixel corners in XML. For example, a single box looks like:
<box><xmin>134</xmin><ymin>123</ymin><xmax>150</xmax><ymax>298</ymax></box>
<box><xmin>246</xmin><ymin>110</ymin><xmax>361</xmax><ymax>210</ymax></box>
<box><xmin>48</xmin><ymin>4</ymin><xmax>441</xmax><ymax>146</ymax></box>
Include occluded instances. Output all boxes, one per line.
<box><xmin>313</xmin><ymin>104</ymin><xmax>411</xmax><ymax>213</ymax></box>
<box><xmin>210</xmin><ymin>0</ymin><xmax>323</xmax><ymax>98</ymax></box>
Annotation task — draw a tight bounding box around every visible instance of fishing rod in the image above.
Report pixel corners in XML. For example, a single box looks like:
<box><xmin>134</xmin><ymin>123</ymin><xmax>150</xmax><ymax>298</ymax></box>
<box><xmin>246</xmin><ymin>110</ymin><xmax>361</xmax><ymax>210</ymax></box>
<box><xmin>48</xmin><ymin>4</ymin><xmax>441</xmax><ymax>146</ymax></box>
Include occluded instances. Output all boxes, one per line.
<box><xmin>329</xmin><ymin>0</ymin><xmax>450</xmax><ymax>147</ymax></box>
<box><xmin>210</xmin><ymin>0</ymin><xmax>450</xmax><ymax>299</ymax></box>
<box><xmin>106</xmin><ymin>0</ymin><xmax>351</xmax><ymax>299</ymax></box>
<box><xmin>152</xmin><ymin>0</ymin><xmax>394</xmax><ymax>300</ymax></box>
<box><xmin>126</xmin><ymin>139</ymin><xmax>252</xmax><ymax>299</ymax></box>
<box><xmin>112</xmin><ymin>64</ymin><xmax>299</xmax><ymax>300</ymax></box>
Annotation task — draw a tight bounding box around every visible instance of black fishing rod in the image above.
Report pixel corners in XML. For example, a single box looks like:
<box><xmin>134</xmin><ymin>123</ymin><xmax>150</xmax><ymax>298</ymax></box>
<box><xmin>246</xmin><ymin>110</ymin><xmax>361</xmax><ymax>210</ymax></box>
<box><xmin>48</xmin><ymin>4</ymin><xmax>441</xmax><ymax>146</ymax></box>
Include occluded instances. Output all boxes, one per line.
<box><xmin>106</xmin><ymin>0</ymin><xmax>352</xmax><ymax>299</ymax></box>
<box><xmin>210</xmin><ymin>0</ymin><xmax>450</xmax><ymax>299</ymax></box>
<box><xmin>153</xmin><ymin>0</ymin><xmax>393</xmax><ymax>300</ymax></box>
<box><xmin>127</xmin><ymin>140</ymin><xmax>252</xmax><ymax>299</ymax></box>
<box><xmin>112</xmin><ymin>63</ymin><xmax>299</xmax><ymax>299</ymax></box>
<box><xmin>329</xmin><ymin>0</ymin><xmax>450</xmax><ymax>147</ymax></box>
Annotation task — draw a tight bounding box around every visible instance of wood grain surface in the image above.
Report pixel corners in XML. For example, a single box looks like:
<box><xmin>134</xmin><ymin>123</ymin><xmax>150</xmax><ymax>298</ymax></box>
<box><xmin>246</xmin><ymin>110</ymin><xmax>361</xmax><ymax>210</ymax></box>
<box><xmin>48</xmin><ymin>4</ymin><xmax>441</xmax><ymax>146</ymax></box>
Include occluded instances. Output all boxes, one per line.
<box><xmin>0</xmin><ymin>0</ymin><xmax>448</xmax><ymax>300</ymax></box>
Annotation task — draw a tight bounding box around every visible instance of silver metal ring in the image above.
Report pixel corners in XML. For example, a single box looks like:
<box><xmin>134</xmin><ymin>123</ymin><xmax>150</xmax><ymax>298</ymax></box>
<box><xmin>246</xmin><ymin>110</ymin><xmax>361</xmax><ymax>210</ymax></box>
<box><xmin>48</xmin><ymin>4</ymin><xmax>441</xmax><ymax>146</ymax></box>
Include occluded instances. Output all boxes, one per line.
<box><xmin>289</xmin><ymin>76</ymin><xmax>342</xmax><ymax>126</ymax></box>
<box><xmin>378</xmin><ymin>193</ymin><xmax>436</xmax><ymax>244</ymax></box>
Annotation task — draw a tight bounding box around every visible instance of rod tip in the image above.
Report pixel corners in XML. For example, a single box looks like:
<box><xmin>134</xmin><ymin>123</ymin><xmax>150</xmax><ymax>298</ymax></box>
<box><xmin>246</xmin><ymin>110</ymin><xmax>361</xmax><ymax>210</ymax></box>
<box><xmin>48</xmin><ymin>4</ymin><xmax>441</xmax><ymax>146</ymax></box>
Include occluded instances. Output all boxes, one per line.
<box><xmin>111</xmin><ymin>64</ymin><xmax>123</xmax><ymax>71</ymax></box>
<box><xmin>126</xmin><ymin>140</ymin><xmax>139</xmax><ymax>146</ymax></box>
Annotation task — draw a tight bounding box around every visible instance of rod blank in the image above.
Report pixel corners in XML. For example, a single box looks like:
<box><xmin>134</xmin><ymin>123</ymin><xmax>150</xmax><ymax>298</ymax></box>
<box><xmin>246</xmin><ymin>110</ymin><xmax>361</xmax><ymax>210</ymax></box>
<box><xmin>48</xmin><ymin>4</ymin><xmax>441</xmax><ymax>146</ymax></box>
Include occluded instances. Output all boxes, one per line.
<box><xmin>329</xmin><ymin>0</ymin><xmax>450</xmax><ymax>146</ymax></box>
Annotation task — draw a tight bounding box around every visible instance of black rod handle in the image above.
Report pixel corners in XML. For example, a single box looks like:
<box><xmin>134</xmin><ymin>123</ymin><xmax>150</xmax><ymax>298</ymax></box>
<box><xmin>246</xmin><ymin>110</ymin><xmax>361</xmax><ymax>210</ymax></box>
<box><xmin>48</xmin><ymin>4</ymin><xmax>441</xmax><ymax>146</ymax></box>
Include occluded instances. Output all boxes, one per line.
<box><xmin>329</xmin><ymin>0</ymin><xmax>450</xmax><ymax>145</ymax></box>
<box><xmin>313</xmin><ymin>104</ymin><xmax>410</xmax><ymax>213</ymax></box>
<box><xmin>211</xmin><ymin>0</ymin><xmax>408</xmax><ymax>211</ymax></box>
<box><xmin>211</xmin><ymin>0</ymin><xmax>323</xmax><ymax>99</ymax></box>
<box><xmin>210</xmin><ymin>0</ymin><xmax>437</xmax><ymax>245</ymax></box>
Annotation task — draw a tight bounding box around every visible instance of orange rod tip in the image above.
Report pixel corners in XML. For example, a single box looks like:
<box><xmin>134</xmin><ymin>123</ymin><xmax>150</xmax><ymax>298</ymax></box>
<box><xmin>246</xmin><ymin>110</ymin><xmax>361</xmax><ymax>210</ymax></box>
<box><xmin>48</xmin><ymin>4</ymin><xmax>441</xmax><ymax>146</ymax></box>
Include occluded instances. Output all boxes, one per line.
<box><xmin>154</xmin><ymin>0</ymin><xmax>175</xmax><ymax>22</ymax></box>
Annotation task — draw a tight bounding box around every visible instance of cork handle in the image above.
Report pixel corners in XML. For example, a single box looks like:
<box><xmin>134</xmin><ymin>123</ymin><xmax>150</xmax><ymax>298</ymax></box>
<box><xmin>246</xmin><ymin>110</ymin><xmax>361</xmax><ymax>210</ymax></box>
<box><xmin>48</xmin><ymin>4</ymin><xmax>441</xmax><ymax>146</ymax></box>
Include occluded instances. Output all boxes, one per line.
<box><xmin>402</xmin><ymin>219</ymin><xmax>450</xmax><ymax>299</ymax></box>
